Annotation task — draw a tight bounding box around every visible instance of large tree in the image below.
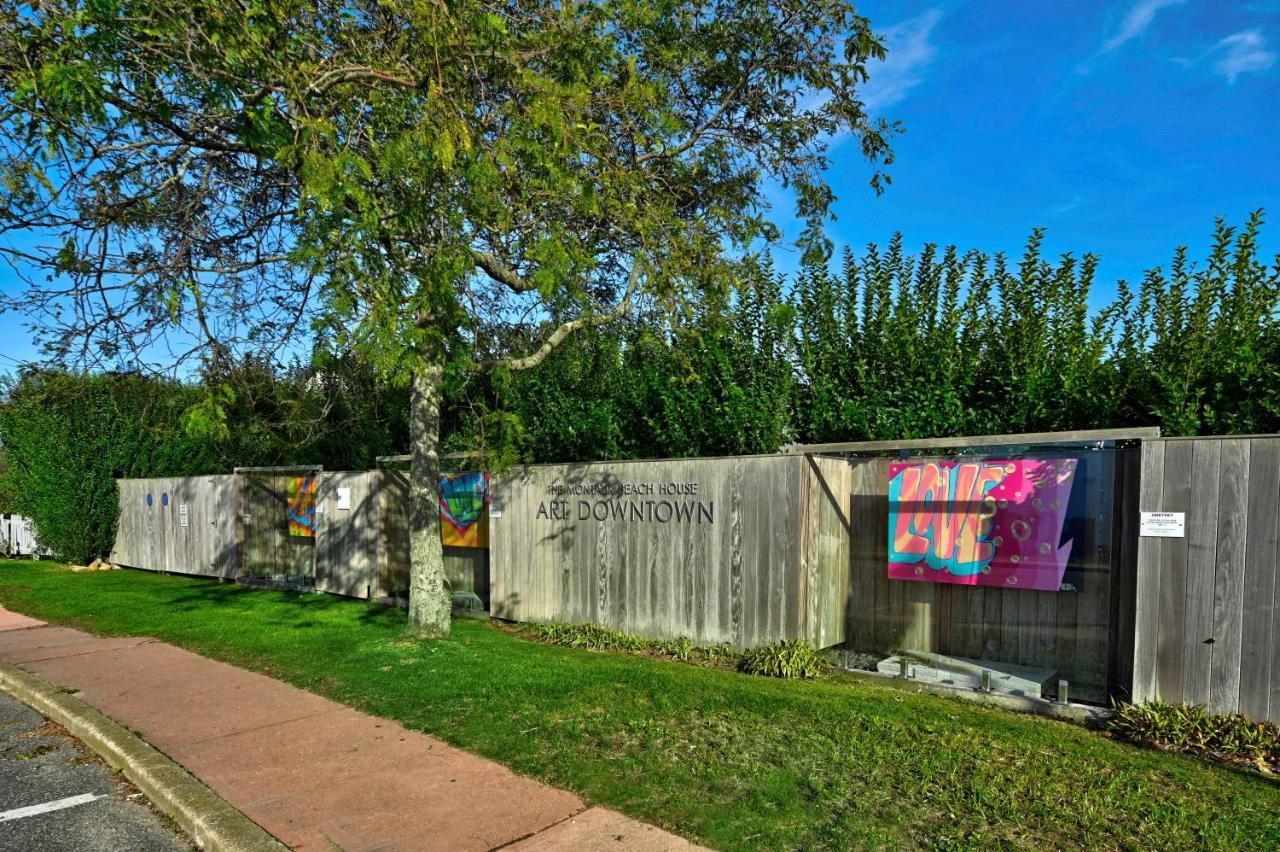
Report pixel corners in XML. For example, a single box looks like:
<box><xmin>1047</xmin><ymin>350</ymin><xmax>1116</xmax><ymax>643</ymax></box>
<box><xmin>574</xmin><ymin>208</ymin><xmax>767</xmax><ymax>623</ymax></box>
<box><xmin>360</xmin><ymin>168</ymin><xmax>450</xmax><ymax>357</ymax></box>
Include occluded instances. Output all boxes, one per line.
<box><xmin>0</xmin><ymin>0</ymin><xmax>895</xmax><ymax>634</ymax></box>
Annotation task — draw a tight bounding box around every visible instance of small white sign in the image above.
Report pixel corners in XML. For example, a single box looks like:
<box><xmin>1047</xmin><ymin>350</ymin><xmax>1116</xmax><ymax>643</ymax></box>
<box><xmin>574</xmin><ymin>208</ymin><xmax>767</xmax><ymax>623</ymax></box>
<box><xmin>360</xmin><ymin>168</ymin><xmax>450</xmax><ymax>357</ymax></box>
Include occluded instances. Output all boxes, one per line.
<box><xmin>336</xmin><ymin>487</ymin><xmax>352</xmax><ymax>511</ymax></box>
<box><xmin>179</xmin><ymin>504</ymin><xmax>189</xmax><ymax>528</ymax></box>
<box><xmin>1140</xmin><ymin>511</ymin><xmax>1185</xmax><ymax>538</ymax></box>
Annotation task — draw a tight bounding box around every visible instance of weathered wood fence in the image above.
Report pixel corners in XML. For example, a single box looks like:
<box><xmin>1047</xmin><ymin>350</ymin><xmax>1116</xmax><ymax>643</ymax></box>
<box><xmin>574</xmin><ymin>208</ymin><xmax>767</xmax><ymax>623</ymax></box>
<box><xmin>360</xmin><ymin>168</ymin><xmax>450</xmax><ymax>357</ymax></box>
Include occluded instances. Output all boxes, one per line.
<box><xmin>109</xmin><ymin>430</ymin><xmax>1280</xmax><ymax>721</ymax></box>
<box><xmin>114</xmin><ymin>476</ymin><xmax>239</xmax><ymax>578</ymax></box>
<box><xmin>489</xmin><ymin>455</ymin><xmax>850</xmax><ymax>650</ymax></box>
<box><xmin>113</xmin><ymin>471</ymin><xmax>486</xmax><ymax>602</ymax></box>
<box><xmin>378</xmin><ymin>469</ymin><xmax>489</xmax><ymax>607</ymax></box>
<box><xmin>1132</xmin><ymin>436</ymin><xmax>1280</xmax><ymax>720</ymax></box>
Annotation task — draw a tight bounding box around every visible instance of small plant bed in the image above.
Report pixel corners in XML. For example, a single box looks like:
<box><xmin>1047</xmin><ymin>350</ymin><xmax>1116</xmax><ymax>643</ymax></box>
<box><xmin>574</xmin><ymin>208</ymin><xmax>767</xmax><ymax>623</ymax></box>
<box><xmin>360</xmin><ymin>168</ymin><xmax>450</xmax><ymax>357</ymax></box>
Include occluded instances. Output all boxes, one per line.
<box><xmin>1108</xmin><ymin>701</ymin><xmax>1280</xmax><ymax>774</ymax></box>
<box><xmin>1</xmin><ymin>563</ymin><xmax>1277</xmax><ymax>850</ymax></box>
<box><xmin>510</xmin><ymin>621</ymin><xmax>829</xmax><ymax>679</ymax></box>
<box><xmin>508</xmin><ymin>621</ymin><xmax>736</xmax><ymax>667</ymax></box>
<box><xmin>739</xmin><ymin>638</ymin><xmax>831</xmax><ymax>679</ymax></box>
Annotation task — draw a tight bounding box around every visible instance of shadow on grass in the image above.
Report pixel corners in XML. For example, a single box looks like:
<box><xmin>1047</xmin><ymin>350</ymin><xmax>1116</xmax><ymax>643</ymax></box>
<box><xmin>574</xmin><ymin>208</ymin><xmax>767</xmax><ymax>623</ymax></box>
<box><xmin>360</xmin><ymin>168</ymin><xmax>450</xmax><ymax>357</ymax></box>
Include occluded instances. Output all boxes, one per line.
<box><xmin>156</xmin><ymin>576</ymin><xmax>408</xmax><ymax>631</ymax></box>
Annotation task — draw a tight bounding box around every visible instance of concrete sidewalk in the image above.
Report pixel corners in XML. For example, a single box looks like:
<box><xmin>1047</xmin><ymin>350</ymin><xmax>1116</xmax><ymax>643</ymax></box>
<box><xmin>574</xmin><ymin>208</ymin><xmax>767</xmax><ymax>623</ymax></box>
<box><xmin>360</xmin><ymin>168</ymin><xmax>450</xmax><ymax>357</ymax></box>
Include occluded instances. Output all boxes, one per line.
<box><xmin>0</xmin><ymin>605</ymin><xmax>702</xmax><ymax>851</ymax></box>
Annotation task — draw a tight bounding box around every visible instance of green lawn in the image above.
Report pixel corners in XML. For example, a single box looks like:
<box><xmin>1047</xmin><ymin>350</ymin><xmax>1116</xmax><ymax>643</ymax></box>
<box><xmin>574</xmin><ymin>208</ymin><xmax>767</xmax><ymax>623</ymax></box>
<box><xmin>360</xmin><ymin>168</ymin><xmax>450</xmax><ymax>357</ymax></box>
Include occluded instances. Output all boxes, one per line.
<box><xmin>1</xmin><ymin>562</ymin><xmax>1275</xmax><ymax>850</ymax></box>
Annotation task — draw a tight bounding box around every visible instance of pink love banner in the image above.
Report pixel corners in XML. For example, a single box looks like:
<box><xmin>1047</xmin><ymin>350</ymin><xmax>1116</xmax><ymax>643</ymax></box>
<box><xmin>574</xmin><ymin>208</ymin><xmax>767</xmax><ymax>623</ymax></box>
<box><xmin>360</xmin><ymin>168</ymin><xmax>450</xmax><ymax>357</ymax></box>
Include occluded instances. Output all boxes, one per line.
<box><xmin>887</xmin><ymin>458</ymin><xmax>1078</xmax><ymax>592</ymax></box>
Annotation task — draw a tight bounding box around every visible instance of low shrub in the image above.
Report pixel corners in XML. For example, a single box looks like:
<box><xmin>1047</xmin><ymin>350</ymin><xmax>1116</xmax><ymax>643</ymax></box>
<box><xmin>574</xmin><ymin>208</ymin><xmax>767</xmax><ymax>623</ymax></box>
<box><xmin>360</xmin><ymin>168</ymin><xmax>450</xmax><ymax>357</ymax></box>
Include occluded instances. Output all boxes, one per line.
<box><xmin>739</xmin><ymin>638</ymin><xmax>830</xmax><ymax>680</ymax></box>
<box><xmin>655</xmin><ymin>635</ymin><xmax>695</xmax><ymax>661</ymax></box>
<box><xmin>1108</xmin><ymin>701</ymin><xmax>1279</xmax><ymax>773</ymax></box>
<box><xmin>525</xmin><ymin>622</ymin><xmax>648</xmax><ymax>652</ymax></box>
<box><xmin>519</xmin><ymin>622</ymin><xmax>741</xmax><ymax>668</ymax></box>
<box><xmin>524</xmin><ymin>622</ymin><xmax>837</xmax><ymax>681</ymax></box>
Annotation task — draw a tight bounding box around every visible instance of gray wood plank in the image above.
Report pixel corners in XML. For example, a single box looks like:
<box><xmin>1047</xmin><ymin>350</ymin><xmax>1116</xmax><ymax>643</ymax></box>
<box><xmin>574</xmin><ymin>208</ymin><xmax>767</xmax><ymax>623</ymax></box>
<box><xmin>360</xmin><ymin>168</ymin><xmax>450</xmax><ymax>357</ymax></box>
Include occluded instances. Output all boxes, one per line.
<box><xmin>1000</xmin><ymin>589</ymin><xmax>1026</xmax><ymax>667</ymax></box>
<box><xmin>1106</xmin><ymin>447</ymin><xmax>1141</xmax><ymax>702</ymax></box>
<box><xmin>1067</xmin><ymin>450</ymin><xmax>1100</xmax><ymax>696</ymax></box>
<box><xmin>868</xmin><ymin>459</ymin><xmax>895</xmax><ymax>653</ymax></box>
<box><xmin>729</xmin><ymin>459</ymin><xmax>745</xmax><ymax>648</ymax></box>
<box><xmin>1239</xmin><ymin>439</ymin><xmax>1279</xmax><ymax>720</ymax></box>
<box><xmin>964</xmin><ymin>586</ymin><xmax>988</xmax><ymax>659</ymax></box>
<box><xmin>1155</xmin><ymin>440</ymin><xmax>1193</xmax><ymax>702</ymax></box>
<box><xmin>796</xmin><ymin>457</ymin><xmax>814</xmax><ymax>644</ymax></box>
<box><xmin>848</xmin><ymin>460</ymin><xmax>877</xmax><ymax>651</ymax></box>
<box><xmin>1272</xmin><ymin>487</ymin><xmax>1280</xmax><ymax>721</ymax></box>
<box><xmin>1182</xmin><ymin>440</ymin><xmax>1222</xmax><ymax>706</ymax></box>
<box><xmin>1085</xmin><ymin>451</ymin><xmax>1117</xmax><ymax>702</ymax></box>
<box><xmin>793</xmin><ymin>457</ymin><xmax>811</xmax><ymax>643</ymax></box>
<box><xmin>787</xmin><ymin>427</ymin><xmax>1161</xmax><ymax>455</ymax></box>
<box><xmin>1131</xmin><ymin>439</ymin><xmax>1167</xmax><ymax>703</ymax></box>
<box><xmin>1209</xmin><ymin>439</ymin><xmax>1250</xmax><ymax>713</ymax></box>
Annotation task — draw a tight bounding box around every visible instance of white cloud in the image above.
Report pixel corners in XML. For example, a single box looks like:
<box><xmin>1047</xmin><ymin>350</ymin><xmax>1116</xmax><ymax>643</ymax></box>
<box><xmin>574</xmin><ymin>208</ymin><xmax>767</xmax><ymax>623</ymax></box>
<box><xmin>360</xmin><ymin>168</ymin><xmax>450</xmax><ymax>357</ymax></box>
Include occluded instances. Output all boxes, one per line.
<box><xmin>1213</xmin><ymin>29</ymin><xmax>1277</xmax><ymax>82</ymax></box>
<box><xmin>1099</xmin><ymin>0</ymin><xmax>1189</xmax><ymax>54</ymax></box>
<box><xmin>859</xmin><ymin>8</ymin><xmax>945</xmax><ymax>113</ymax></box>
<box><xmin>1052</xmin><ymin>195</ymin><xmax>1088</xmax><ymax>216</ymax></box>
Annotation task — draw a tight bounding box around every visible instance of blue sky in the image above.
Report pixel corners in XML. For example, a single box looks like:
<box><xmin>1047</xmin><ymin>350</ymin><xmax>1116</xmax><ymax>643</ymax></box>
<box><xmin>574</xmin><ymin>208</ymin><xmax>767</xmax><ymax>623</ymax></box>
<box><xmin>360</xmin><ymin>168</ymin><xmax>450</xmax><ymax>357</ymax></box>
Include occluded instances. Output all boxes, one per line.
<box><xmin>1</xmin><ymin>0</ymin><xmax>1277</xmax><ymax>367</ymax></box>
<box><xmin>781</xmin><ymin>0</ymin><xmax>1279</xmax><ymax>300</ymax></box>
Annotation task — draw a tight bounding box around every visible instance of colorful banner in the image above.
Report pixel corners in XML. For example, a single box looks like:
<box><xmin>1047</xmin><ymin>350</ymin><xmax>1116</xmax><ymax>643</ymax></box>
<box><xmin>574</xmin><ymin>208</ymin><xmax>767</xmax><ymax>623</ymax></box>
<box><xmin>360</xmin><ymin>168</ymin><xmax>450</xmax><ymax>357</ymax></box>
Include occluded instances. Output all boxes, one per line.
<box><xmin>440</xmin><ymin>472</ymin><xmax>490</xmax><ymax>548</ymax></box>
<box><xmin>887</xmin><ymin>458</ymin><xmax>1078</xmax><ymax>591</ymax></box>
<box><xmin>287</xmin><ymin>474</ymin><xmax>317</xmax><ymax>537</ymax></box>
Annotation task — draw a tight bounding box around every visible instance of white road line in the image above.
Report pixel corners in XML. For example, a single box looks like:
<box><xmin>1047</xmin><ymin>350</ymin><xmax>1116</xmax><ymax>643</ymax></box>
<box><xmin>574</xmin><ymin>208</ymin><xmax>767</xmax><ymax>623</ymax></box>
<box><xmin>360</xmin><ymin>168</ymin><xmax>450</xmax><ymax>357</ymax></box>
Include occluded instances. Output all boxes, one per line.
<box><xmin>0</xmin><ymin>793</ymin><xmax>104</xmax><ymax>823</ymax></box>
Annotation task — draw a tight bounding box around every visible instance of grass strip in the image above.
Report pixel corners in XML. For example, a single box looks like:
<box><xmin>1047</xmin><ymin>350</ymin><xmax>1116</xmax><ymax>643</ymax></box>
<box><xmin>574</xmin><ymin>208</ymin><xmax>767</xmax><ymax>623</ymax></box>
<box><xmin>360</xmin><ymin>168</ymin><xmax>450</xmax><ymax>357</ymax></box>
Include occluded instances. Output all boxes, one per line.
<box><xmin>0</xmin><ymin>562</ymin><xmax>1276</xmax><ymax>850</ymax></box>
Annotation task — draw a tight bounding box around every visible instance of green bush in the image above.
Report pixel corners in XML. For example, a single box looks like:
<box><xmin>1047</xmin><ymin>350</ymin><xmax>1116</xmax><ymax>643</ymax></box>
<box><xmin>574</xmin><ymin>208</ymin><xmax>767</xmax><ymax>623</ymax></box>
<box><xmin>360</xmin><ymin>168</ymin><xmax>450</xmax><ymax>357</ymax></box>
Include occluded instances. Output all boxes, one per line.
<box><xmin>516</xmin><ymin>623</ymin><xmax>832</xmax><ymax>681</ymax></box>
<box><xmin>456</xmin><ymin>214</ymin><xmax>1280</xmax><ymax>466</ymax></box>
<box><xmin>792</xmin><ymin>214</ymin><xmax>1280</xmax><ymax>443</ymax></box>
<box><xmin>526</xmin><ymin>622</ymin><xmax>649</xmax><ymax>652</ymax></box>
<box><xmin>0</xmin><ymin>370</ymin><xmax>221</xmax><ymax>563</ymax></box>
<box><xmin>521</xmin><ymin>622</ymin><xmax>740</xmax><ymax>668</ymax></box>
<box><xmin>1108</xmin><ymin>701</ymin><xmax>1279</xmax><ymax>773</ymax></box>
<box><xmin>739</xmin><ymin>638</ymin><xmax>830</xmax><ymax>680</ymax></box>
<box><xmin>656</xmin><ymin>635</ymin><xmax>695</xmax><ymax>662</ymax></box>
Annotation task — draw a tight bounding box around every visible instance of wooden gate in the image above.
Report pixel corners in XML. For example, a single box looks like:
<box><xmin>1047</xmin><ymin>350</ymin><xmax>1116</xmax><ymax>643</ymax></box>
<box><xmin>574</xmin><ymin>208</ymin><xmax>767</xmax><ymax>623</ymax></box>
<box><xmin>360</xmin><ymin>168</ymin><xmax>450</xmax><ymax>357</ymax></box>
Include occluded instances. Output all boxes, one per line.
<box><xmin>237</xmin><ymin>468</ymin><xmax>318</xmax><ymax>590</ymax></box>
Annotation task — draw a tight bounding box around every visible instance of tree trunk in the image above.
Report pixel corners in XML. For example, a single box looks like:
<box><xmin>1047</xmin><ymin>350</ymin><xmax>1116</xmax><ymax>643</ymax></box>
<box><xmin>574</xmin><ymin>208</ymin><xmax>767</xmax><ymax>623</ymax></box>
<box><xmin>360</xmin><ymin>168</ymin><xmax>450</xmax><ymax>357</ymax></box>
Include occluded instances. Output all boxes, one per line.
<box><xmin>407</xmin><ymin>360</ymin><xmax>451</xmax><ymax>636</ymax></box>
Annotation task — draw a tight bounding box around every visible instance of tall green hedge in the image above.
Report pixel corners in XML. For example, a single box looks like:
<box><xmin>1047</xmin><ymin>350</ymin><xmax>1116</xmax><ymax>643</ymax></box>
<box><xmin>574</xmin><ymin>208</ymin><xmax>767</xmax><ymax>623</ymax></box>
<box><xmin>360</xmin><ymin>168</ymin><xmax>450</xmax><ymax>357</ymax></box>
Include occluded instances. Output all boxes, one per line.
<box><xmin>0</xmin><ymin>371</ymin><xmax>220</xmax><ymax>563</ymax></box>
<box><xmin>791</xmin><ymin>213</ymin><xmax>1280</xmax><ymax>441</ymax></box>
<box><xmin>452</xmin><ymin>214</ymin><xmax>1279</xmax><ymax>460</ymax></box>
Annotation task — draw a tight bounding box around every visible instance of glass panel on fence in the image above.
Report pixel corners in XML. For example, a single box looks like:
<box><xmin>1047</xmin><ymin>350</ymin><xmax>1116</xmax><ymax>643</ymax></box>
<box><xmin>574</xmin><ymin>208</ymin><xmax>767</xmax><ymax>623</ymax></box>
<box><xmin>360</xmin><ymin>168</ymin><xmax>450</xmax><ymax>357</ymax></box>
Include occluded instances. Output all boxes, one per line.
<box><xmin>240</xmin><ymin>472</ymin><xmax>317</xmax><ymax>590</ymax></box>
<box><xmin>842</xmin><ymin>444</ymin><xmax>1132</xmax><ymax>705</ymax></box>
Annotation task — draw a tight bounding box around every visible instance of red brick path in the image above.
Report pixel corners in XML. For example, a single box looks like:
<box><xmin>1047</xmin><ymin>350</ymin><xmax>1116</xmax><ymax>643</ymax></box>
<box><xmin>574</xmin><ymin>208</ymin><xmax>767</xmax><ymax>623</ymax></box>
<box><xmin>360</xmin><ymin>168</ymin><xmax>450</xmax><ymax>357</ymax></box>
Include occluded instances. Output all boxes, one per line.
<box><xmin>0</xmin><ymin>605</ymin><xmax>702</xmax><ymax>851</ymax></box>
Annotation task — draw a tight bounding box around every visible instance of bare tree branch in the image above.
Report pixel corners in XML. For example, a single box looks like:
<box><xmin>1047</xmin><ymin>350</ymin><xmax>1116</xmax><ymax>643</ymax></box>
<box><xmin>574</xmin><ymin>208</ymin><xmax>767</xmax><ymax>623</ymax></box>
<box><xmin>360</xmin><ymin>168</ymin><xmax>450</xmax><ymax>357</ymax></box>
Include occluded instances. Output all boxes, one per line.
<box><xmin>636</xmin><ymin>66</ymin><xmax>755</xmax><ymax>165</ymax></box>
<box><xmin>471</xmin><ymin>248</ymin><xmax>539</xmax><ymax>293</ymax></box>
<box><xmin>479</xmin><ymin>261</ymin><xmax>642</xmax><ymax>372</ymax></box>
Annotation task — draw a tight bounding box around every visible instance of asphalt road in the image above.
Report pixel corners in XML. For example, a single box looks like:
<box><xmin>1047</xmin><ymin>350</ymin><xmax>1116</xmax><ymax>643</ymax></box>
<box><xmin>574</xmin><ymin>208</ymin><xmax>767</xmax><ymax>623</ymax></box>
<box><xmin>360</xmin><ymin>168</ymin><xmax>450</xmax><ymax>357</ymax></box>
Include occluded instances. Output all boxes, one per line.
<box><xmin>0</xmin><ymin>690</ymin><xmax>191</xmax><ymax>851</ymax></box>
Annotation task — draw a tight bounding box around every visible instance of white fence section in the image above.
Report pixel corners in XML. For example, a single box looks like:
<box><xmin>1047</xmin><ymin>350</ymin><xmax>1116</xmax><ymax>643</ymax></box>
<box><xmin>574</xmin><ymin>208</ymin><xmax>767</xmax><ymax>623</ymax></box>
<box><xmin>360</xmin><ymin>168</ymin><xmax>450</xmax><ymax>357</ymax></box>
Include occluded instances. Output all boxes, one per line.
<box><xmin>1</xmin><ymin>515</ymin><xmax>40</xmax><ymax>557</ymax></box>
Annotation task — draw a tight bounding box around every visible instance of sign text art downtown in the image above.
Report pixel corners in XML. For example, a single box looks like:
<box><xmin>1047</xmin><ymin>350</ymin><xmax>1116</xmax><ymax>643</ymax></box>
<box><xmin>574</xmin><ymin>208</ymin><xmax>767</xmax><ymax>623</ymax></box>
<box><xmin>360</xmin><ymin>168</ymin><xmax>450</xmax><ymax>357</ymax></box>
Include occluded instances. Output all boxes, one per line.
<box><xmin>488</xmin><ymin>455</ymin><xmax>852</xmax><ymax>650</ymax></box>
<box><xmin>535</xmin><ymin>479</ymin><xmax>715</xmax><ymax>525</ymax></box>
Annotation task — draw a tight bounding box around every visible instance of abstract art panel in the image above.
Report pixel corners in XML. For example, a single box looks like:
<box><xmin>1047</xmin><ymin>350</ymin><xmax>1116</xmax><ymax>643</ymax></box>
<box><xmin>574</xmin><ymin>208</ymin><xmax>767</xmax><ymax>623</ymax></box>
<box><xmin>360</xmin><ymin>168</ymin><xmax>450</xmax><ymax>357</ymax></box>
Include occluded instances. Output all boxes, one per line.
<box><xmin>287</xmin><ymin>473</ymin><xmax>318</xmax><ymax>537</ymax></box>
<box><xmin>440</xmin><ymin>472</ymin><xmax>490</xmax><ymax>549</ymax></box>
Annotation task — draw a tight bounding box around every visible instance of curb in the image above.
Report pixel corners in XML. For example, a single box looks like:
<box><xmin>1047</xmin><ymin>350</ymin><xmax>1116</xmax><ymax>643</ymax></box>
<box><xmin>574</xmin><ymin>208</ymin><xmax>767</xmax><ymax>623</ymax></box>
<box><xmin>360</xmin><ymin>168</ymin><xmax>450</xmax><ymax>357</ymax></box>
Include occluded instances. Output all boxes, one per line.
<box><xmin>0</xmin><ymin>660</ymin><xmax>287</xmax><ymax>851</ymax></box>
